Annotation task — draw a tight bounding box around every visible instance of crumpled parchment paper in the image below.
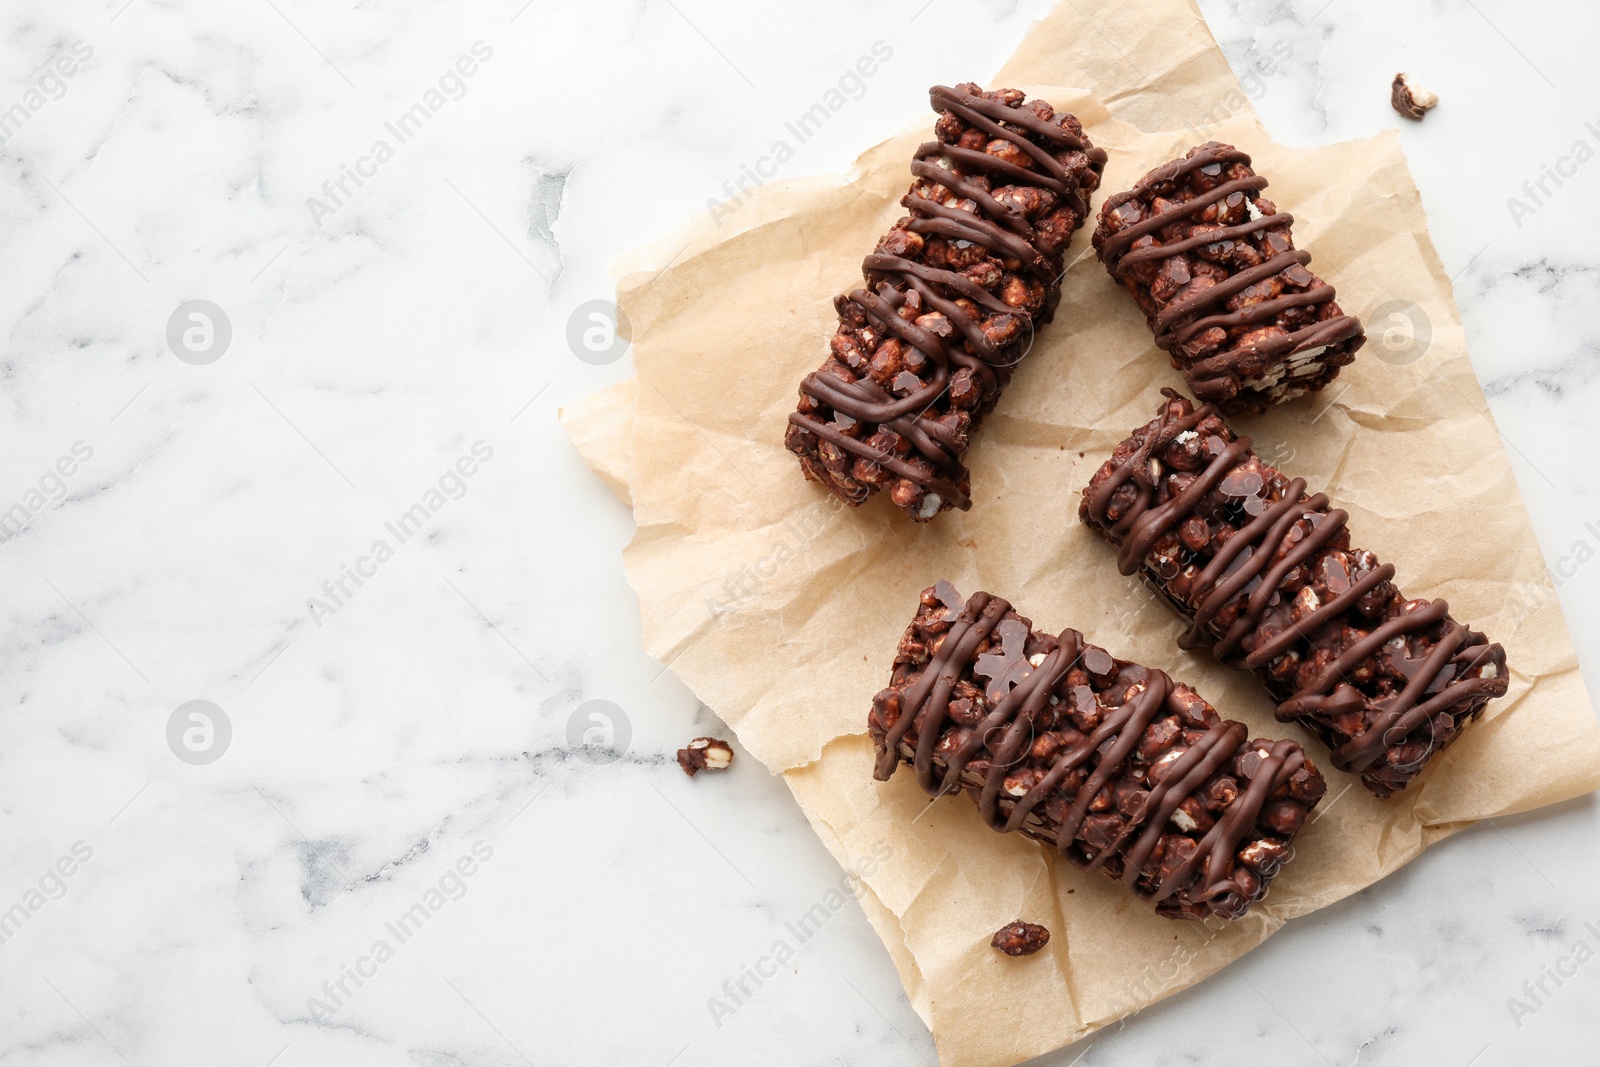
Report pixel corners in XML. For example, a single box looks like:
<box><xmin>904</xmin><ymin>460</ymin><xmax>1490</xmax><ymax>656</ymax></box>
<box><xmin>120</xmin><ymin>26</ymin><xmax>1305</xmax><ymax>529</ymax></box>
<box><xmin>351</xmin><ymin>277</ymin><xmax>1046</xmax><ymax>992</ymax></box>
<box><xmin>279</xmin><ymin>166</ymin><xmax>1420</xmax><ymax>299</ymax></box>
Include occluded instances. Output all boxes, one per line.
<box><xmin>558</xmin><ymin>1</ymin><xmax>1600</xmax><ymax>1063</ymax></box>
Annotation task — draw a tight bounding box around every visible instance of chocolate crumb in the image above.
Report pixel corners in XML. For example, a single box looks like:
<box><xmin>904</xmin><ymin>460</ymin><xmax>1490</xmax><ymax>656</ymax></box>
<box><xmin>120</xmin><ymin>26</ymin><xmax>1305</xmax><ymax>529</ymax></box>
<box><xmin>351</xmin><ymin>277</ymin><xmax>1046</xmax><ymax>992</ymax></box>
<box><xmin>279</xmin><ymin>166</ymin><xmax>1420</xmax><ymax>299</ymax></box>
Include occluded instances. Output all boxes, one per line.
<box><xmin>1390</xmin><ymin>73</ymin><xmax>1438</xmax><ymax>121</ymax></box>
<box><xmin>676</xmin><ymin>737</ymin><xmax>733</xmax><ymax>777</ymax></box>
<box><xmin>991</xmin><ymin>921</ymin><xmax>1051</xmax><ymax>956</ymax></box>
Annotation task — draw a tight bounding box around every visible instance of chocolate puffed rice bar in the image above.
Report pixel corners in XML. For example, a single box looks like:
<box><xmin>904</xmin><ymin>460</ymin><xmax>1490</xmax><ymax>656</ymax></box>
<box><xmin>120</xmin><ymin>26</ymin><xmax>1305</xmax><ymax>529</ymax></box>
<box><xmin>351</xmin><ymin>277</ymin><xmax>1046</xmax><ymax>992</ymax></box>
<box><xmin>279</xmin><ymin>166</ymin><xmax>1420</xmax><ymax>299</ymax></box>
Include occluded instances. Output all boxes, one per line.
<box><xmin>786</xmin><ymin>84</ymin><xmax>1106</xmax><ymax>521</ymax></box>
<box><xmin>1079</xmin><ymin>391</ymin><xmax>1509</xmax><ymax>797</ymax></box>
<box><xmin>1093</xmin><ymin>142</ymin><xmax>1365</xmax><ymax>414</ymax></box>
<box><xmin>870</xmin><ymin>581</ymin><xmax>1326</xmax><ymax>920</ymax></box>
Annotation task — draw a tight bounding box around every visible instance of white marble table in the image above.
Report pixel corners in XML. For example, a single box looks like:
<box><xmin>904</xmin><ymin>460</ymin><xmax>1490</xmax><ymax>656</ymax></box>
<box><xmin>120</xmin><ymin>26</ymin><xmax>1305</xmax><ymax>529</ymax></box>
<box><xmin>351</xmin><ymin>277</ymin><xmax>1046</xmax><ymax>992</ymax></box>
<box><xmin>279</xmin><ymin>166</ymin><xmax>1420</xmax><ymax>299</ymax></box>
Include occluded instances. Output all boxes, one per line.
<box><xmin>2</xmin><ymin>1</ymin><xmax>1598</xmax><ymax>1064</ymax></box>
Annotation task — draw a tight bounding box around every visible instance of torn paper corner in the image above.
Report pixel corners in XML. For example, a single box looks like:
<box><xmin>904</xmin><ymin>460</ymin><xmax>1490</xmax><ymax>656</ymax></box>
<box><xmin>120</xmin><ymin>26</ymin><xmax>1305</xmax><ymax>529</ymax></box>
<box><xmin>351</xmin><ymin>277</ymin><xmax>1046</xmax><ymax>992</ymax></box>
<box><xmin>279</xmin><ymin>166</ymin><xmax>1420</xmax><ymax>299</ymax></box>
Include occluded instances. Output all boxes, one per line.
<box><xmin>559</xmin><ymin>378</ymin><xmax>636</xmax><ymax>507</ymax></box>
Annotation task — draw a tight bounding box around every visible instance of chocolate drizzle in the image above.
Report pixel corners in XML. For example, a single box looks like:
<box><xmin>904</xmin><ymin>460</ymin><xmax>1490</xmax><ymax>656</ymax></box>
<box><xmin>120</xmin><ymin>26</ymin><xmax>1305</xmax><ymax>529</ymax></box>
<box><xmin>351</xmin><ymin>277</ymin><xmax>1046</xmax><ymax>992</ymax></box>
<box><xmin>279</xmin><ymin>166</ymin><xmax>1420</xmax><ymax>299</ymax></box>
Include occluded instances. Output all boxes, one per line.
<box><xmin>786</xmin><ymin>85</ymin><xmax>1105</xmax><ymax>520</ymax></box>
<box><xmin>872</xmin><ymin>583</ymin><xmax>1315</xmax><ymax>917</ymax></box>
<box><xmin>1081</xmin><ymin>393</ymin><xmax>1509</xmax><ymax>794</ymax></box>
<box><xmin>1095</xmin><ymin>143</ymin><xmax>1364</xmax><ymax>409</ymax></box>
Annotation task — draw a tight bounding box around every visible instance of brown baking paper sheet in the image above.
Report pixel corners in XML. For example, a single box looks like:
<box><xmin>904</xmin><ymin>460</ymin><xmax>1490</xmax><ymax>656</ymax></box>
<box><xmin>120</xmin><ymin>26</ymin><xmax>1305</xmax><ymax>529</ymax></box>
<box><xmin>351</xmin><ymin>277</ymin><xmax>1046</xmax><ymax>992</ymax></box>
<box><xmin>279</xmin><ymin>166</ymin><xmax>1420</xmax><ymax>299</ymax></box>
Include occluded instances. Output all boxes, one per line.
<box><xmin>559</xmin><ymin>1</ymin><xmax>1600</xmax><ymax>1063</ymax></box>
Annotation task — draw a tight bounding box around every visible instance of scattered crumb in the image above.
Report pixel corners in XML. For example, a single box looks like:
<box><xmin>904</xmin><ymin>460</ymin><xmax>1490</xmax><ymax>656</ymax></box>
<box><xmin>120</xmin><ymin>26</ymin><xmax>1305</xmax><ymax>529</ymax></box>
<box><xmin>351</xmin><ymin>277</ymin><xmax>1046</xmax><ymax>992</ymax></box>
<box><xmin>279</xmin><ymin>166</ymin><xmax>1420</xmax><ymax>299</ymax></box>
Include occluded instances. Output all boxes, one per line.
<box><xmin>990</xmin><ymin>921</ymin><xmax>1051</xmax><ymax>957</ymax></box>
<box><xmin>1390</xmin><ymin>72</ymin><xmax>1438</xmax><ymax>120</ymax></box>
<box><xmin>676</xmin><ymin>737</ymin><xmax>733</xmax><ymax>777</ymax></box>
